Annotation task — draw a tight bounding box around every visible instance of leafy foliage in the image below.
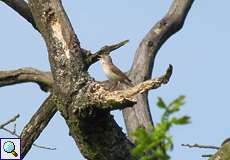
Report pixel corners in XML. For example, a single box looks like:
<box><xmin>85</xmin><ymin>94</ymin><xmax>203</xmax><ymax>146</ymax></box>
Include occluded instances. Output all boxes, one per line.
<box><xmin>132</xmin><ymin>96</ymin><xmax>190</xmax><ymax>160</ymax></box>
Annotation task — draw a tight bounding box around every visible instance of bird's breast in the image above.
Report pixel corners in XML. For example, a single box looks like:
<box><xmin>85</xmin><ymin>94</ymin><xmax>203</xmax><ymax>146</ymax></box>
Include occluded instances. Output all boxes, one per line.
<box><xmin>102</xmin><ymin>64</ymin><xmax>120</xmax><ymax>80</ymax></box>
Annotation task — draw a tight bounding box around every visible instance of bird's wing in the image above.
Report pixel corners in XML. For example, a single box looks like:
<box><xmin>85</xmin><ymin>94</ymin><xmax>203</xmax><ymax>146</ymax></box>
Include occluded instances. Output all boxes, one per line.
<box><xmin>110</xmin><ymin>65</ymin><xmax>132</xmax><ymax>83</ymax></box>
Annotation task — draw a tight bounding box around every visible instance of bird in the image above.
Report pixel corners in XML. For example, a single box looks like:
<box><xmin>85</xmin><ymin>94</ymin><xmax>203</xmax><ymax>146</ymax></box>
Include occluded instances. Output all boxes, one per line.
<box><xmin>98</xmin><ymin>54</ymin><xmax>133</xmax><ymax>86</ymax></box>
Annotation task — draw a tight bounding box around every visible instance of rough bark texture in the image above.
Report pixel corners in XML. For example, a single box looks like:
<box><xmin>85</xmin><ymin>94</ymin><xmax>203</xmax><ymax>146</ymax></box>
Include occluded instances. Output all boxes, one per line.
<box><xmin>0</xmin><ymin>67</ymin><xmax>53</xmax><ymax>92</ymax></box>
<box><xmin>27</xmin><ymin>1</ymin><xmax>135</xmax><ymax>159</ymax></box>
<box><xmin>0</xmin><ymin>0</ymin><xmax>197</xmax><ymax>160</ymax></box>
<box><xmin>20</xmin><ymin>95</ymin><xmax>57</xmax><ymax>158</ymax></box>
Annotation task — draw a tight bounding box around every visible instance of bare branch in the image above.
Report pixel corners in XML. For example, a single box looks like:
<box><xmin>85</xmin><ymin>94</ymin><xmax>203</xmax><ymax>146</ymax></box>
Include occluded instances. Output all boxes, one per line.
<box><xmin>181</xmin><ymin>140</ymin><xmax>230</xmax><ymax>159</ymax></box>
<box><xmin>0</xmin><ymin>0</ymin><xmax>38</xmax><ymax>31</ymax></box>
<box><xmin>182</xmin><ymin>143</ymin><xmax>220</xmax><ymax>150</ymax></box>
<box><xmin>0</xmin><ymin>67</ymin><xmax>53</xmax><ymax>92</ymax></box>
<box><xmin>87</xmin><ymin>65</ymin><xmax>172</xmax><ymax>111</ymax></box>
<box><xmin>202</xmin><ymin>154</ymin><xmax>213</xmax><ymax>158</ymax></box>
<box><xmin>20</xmin><ymin>94</ymin><xmax>57</xmax><ymax>158</ymax></box>
<box><xmin>0</xmin><ymin>114</ymin><xmax>19</xmax><ymax>129</ymax></box>
<box><xmin>0</xmin><ymin>114</ymin><xmax>19</xmax><ymax>136</ymax></box>
<box><xmin>123</xmin><ymin>0</ymin><xmax>194</xmax><ymax>139</ymax></box>
<box><xmin>32</xmin><ymin>144</ymin><xmax>56</xmax><ymax>150</ymax></box>
<box><xmin>130</xmin><ymin>0</ymin><xmax>194</xmax><ymax>79</ymax></box>
<box><xmin>1</xmin><ymin>126</ymin><xmax>19</xmax><ymax>137</ymax></box>
<box><xmin>0</xmin><ymin>114</ymin><xmax>56</xmax><ymax>152</ymax></box>
<box><xmin>13</xmin><ymin>122</ymin><xmax>16</xmax><ymax>134</ymax></box>
<box><xmin>85</xmin><ymin>40</ymin><xmax>129</xmax><ymax>68</ymax></box>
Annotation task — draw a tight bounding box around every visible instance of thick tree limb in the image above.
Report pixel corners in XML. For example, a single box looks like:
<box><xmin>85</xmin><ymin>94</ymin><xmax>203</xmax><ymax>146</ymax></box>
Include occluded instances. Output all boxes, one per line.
<box><xmin>20</xmin><ymin>94</ymin><xmax>57</xmax><ymax>158</ymax></box>
<box><xmin>27</xmin><ymin>1</ymin><xmax>137</xmax><ymax>159</ymax></box>
<box><xmin>123</xmin><ymin>0</ymin><xmax>194</xmax><ymax>139</ymax></box>
<box><xmin>23</xmin><ymin>0</ymin><xmax>178</xmax><ymax>159</ymax></box>
<box><xmin>28</xmin><ymin>0</ymin><xmax>87</xmax><ymax>98</ymax></box>
<box><xmin>0</xmin><ymin>67</ymin><xmax>53</xmax><ymax>92</ymax></box>
<box><xmin>85</xmin><ymin>40</ymin><xmax>129</xmax><ymax>68</ymax></box>
<box><xmin>0</xmin><ymin>0</ymin><xmax>38</xmax><ymax>31</ymax></box>
<box><xmin>79</xmin><ymin>65</ymin><xmax>172</xmax><ymax>113</ymax></box>
<box><xmin>88</xmin><ymin>65</ymin><xmax>172</xmax><ymax>111</ymax></box>
<box><xmin>60</xmin><ymin>63</ymin><xmax>171</xmax><ymax>159</ymax></box>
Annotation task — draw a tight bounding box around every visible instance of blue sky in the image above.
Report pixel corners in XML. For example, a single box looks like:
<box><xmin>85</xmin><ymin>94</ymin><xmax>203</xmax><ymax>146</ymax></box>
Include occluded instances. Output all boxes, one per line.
<box><xmin>1</xmin><ymin>1</ymin><xmax>230</xmax><ymax>160</ymax></box>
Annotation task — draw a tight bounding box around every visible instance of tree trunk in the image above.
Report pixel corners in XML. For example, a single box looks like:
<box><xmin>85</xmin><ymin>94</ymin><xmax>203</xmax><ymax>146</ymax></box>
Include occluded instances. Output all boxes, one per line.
<box><xmin>0</xmin><ymin>0</ymin><xmax>194</xmax><ymax>159</ymax></box>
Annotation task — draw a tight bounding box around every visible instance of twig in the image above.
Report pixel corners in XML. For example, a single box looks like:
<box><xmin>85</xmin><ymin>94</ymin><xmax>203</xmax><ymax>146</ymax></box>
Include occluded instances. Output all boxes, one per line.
<box><xmin>95</xmin><ymin>40</ymin><xmax>129</xmax><ymax>55</ymax></box>
<box><xmin>32</xmin><ymin>144</ymin><xmax>56</xmax><ymax>150</ymax></box>
<box><xmin>1</xmin><ymin>127</ymin><xmax>19</xmax><ymax>137</ymax></box>
<box><xmin>85</xmin><ymin>40</ymin><xmax>129</xmax><ymax>67</ymax></box>
<box><xmin>181</xmin><ymin>143</ymin><xmax>220</xmax><ymax>150</ymax></box>
<box><xmin>0</xmin><ymin>114</ymin><xmax>20</xmax><ymax>129</ymax></box>
<box><xmin>0</xmin><ymin>114</ymin><xmax>56</xmax><ymax>151</ymax></box>
<box><xmin>13</xmin><ymin>123</ymin><xmax>16</xmax><ymax>134</ymax></box>
<box><xmin>202</xmin><ymin>154</ymin><xmax>213</xmax><ymax>158</ymax></box>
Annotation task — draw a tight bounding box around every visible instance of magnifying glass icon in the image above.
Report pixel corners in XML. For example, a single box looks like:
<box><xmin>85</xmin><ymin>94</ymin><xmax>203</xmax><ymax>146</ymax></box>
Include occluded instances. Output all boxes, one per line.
<box><xmin>3</xmin><ymin>141</ymin><xmax>18</xmax><ymax>157</ymax></box>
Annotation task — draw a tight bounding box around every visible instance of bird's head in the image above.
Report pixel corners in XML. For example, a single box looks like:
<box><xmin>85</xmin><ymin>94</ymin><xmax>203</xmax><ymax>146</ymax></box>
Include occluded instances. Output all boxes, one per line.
<box><xmin>98</xmin><ymin>54</ymin><xmax>113</xmax><ymax>64</ymax></box>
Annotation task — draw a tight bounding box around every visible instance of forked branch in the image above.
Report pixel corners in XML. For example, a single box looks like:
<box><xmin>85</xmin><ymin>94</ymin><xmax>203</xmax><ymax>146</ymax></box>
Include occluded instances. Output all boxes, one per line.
<box><xmin>0</xmin><ymin>114</ymin><xmax>19</xmax><ymax>129</ymax></box>
<box><xmin>0</xmin><ymin>113</ymin><xmax>56</xmax><ymax>157</ymax></box>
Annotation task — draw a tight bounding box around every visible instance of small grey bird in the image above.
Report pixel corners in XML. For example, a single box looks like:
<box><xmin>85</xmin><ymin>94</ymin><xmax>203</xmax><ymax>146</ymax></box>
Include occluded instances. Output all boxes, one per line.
<box><xmin>98</xmin><ymin>54</ymin><xmax>133</xmax><ymax>86</ymax></box>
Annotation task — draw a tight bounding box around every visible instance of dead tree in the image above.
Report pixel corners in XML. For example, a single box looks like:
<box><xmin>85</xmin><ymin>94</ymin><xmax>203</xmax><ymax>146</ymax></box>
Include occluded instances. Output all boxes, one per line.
<box><xmin>0</xmin><ymin>0</ymin><xmax>194</xmax><ymax>159</ymax></box>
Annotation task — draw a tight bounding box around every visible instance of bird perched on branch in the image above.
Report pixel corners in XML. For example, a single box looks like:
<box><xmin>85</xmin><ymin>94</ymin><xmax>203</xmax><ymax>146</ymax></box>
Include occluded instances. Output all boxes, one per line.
<box><xmin>98</xmin><ymin>54</ymin><xmax>133</xmax><ymax>86</ymax></box>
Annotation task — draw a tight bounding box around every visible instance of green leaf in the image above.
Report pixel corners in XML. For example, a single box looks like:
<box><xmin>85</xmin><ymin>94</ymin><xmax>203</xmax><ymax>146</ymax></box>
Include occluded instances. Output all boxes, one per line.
<box><xmin>169</xmin><ymin>96</ymin><xmax>185</xmax><ymax>108</ymax></box>
<box><xmin>132</xmin><ymin>96</ymin><xmax>189</xmax><ymax>160</ymax></box>
<box><xmin>171</xmin><ymin>116</ymin><xmax>190</xmax><ymax>125</ymax></box>
<box><xmin>132</xmin><ymin>144</ymin><xmax>146</xmax><ymax>155</ymax></box>
<box><xmin>168</xmin><ymin>96</ymin><xmax>185</xmax><ymax>113</ymax></box>
<box><xmin>157</xmin><ymin>97</ymin><xmax>167</xmax><ymax>109</ymax></box>
<box><xmin>140</xmin><ymin>156</ymin><xmax>153</xmax><ymax>160</ymax></box>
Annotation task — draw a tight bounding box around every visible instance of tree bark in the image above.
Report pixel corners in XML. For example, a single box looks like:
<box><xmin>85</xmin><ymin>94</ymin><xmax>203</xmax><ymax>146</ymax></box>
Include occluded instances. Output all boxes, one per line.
<box><xmin>20</xmin><ymin>95</ymin><xmax>57</xmax><ymax>158</ymax></box>
<box><xmin>0</xmin><ymin>0</ymin><xmax>194</xmax><ymax>159</ymax></box>
<box><xmin>27</xmin><ymin>1</ymin><xmax>135</xmax><ymax>159</ymax></box>
<box><xmin>124</xmin><ymin>0</ymin><xmax>194</xmax><ymax>139</ymax></box>
<box><xmin>0</xmin><ymin>67</ymin><xmax>52</xmax><ymax>92</ymax></box>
